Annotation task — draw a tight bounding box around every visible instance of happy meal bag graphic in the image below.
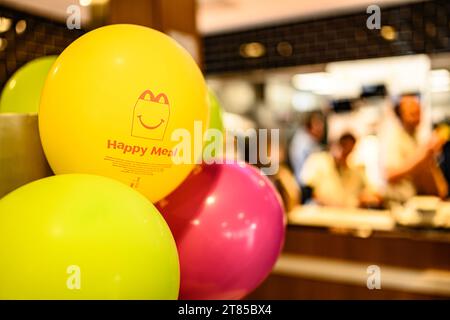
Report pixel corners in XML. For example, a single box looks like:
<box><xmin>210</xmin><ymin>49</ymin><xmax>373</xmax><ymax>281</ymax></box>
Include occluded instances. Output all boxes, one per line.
<box><xmin>131</xmin><ymin>89</ymin><xmax>170</xmax><ymax>140</ymax></box>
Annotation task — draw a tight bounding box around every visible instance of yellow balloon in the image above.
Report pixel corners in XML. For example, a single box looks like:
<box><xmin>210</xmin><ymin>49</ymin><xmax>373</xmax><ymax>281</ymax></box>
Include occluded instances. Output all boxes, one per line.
<box><xmin>39</xmin><ymin>25</ymin><xmax>209</xmax><ymax>203</ymax></box>
<box><xmin>0</xmin><ymin>174</ymin><xmax>179</xmax><ymax>299</ymax></box>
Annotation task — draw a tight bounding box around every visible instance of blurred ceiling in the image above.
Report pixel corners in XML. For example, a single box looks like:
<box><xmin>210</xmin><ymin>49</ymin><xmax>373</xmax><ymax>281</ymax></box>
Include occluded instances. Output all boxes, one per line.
<box><xmin>2</xmin><ymin>0</ymin><xmax>420</xmax><ymax>34</ymax></box>
<box><xmin>1</xmin><ymin>0</ymin><xmax>92</xmax><ymax>25</ymax></box>
<box><xmin>197</xmin><ymin>0</ymin><xmax>420</xmax><ymax>34</ymax></box>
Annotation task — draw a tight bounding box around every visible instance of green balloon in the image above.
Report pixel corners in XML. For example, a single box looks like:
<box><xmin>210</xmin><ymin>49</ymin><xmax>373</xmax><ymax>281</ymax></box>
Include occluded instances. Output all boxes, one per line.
<box><xmin>0</xmin><ymin>56</ymin><xmax>57</xmax><ymax>114</ymax></box>
<box><xmin>208</xmin><ymin>90</ymin><xmax>224</xmax><ymax>132</ymax></box>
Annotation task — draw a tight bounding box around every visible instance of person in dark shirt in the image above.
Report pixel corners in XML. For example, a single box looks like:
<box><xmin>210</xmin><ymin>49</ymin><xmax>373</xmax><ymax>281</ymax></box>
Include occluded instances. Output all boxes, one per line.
<box><xmin>439</xmin><ymin>141</ymin><xmax>450</xmax><ymax>198</ymax></box>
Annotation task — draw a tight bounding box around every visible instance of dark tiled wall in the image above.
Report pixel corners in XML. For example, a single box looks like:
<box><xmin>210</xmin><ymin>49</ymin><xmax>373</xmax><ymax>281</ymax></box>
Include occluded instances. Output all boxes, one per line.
<box><xmin>203</xmin><ymin>0</ymin><xmax>450</xmax><ymax>74</ymax></box>
<box><xmin>0</xmin><ymin>6</ymin><xmax>84</xmax><ymax>88</ymax></box>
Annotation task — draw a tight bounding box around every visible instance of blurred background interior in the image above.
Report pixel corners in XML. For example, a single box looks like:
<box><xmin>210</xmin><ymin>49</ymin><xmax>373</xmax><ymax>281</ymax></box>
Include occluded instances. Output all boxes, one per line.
<box><xmin>1</xmin><ymin>0</ymin><xmax>450</xmax><ymax>299</ymax></box>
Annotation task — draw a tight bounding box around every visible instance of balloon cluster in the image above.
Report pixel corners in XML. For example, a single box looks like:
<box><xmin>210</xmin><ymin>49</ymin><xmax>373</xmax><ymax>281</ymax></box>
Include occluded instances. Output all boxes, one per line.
<box><xmin>0</xmin><ymin>25</ymin><xmax>285</xmax><ymax>299</ymax></box>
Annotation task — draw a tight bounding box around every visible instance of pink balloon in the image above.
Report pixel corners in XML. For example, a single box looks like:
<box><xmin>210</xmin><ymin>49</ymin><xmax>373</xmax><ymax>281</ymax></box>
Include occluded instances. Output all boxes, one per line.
<box><xmin>157</xmin><ymin>162</ymin><xmax>286</xmax><ymax>300</ymax></box>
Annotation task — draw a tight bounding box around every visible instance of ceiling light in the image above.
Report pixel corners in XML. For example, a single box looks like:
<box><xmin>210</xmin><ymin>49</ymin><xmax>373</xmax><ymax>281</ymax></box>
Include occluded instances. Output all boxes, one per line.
<box><xmin>15</xmin><ymin>20</ymin><xmax>27</xmax><ymax>35</ymax></box>
<box><xmin>0</xmin><ymin>17</ymin><xmax>12</xmax><ymax>33</ymax></box>
<box><xmin>221</xmin><ymin>80</ymin><xmax>255</xmax><ymax>114</ymax></box>
<box><xmin>239</xmin><ymin>42</ymin><xmax>266</xmax><ymax>58</ymax></box>
<box><xmin>79</xmin><ymin>0</ymin><xmax>92</xmax><ymax>7</ymax></box>
<box><xmin>277</xmin><ymin>41</ymin><xmax>293</xmax><ymax>57</ymax></box>
<box><xmin>0</xmin><ymin>38</ymin><xmax>8</xmax><ymax>51</ymax></box>
<box><xmin>381</xmin><ymin>25</ymin><xmax>397</xmax><ymax>41</ymax></box>
<box><xmin>431</xmin><ymin>69</ymin><xmax>450</xmax><ymax>78</ymax></box>
<box><xmin>292</xmin><ymin>72</ymin><xmax>333</xmax><ymax>95</ymax></box>
<box><xmin>292</xmin><ymin>91</ymin><xmax>318</xmax><ymax>112</ymax></box>
<box><xmin>431</xmin><ymin>69</ymin><xmax>450</xmax><ymax>93</ymax></box>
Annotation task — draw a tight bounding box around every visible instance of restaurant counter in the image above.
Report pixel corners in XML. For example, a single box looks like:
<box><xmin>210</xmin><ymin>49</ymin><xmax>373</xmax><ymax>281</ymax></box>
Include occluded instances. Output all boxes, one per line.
<box><xmin>247</xmin><ymin>206</ymin><xmax>450</xmax><ymax>299</ymax></box>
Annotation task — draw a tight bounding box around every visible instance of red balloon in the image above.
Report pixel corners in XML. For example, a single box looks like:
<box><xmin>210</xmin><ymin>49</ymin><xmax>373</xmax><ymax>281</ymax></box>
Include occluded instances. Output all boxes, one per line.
<box><xmin>157</xmin><ymin>162</ymin><xmax>286</xmax><ymax>300</ymax></box>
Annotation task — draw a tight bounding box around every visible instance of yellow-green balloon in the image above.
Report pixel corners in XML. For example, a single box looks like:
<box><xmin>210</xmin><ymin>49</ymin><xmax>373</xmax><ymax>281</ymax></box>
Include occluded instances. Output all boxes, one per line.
<box><xmin>0</xmin><ymin>56</ymin><xmax>57</xmax><ymax>114</ymax></box>
<box><xmin>208</xmin><ymin>90</ymin><xmax>224</xmax><ymax>132</ymax></box>
<box><xmin>0</xmin><ymin>174</ymin><xmax>180</xmax><ymax>299</ymax></box>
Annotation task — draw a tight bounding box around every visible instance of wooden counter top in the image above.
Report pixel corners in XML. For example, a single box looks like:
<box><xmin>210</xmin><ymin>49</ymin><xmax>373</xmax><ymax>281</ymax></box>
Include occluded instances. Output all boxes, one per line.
<box><xmin>248</xmin><ymin>206</ymin><xmax>450</xmax><ymax>299</ymax></box>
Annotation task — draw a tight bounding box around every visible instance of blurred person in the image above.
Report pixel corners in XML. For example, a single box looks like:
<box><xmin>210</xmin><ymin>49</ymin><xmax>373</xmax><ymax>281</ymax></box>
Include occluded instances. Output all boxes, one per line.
<box><xmin>379</xmin><ymin>95</ymin><xmax>448</xmax><ymax>202</ymax></box>
<box><xmin>269</xmin><ymin>135</ymin><xmax>301</xmax><ymax>212</ymax></box>
<box><xmin>289</xmin><ymin>111</ymin><xmax>325</xmax><ymax>185</ymax></box>
<box><xmin>440</xmin><ymin>141</ymin><xmax>450</xmax><ymax>198</ymax></box>
<box><xmin>300</xmin><ymin>133</ymin><xmax>380</xmax><ymax>208</ymax></box>
<box><xmin>438</xmin><ymin>123</ymin><xmax>450</xmax><ymax>198</ymax></box>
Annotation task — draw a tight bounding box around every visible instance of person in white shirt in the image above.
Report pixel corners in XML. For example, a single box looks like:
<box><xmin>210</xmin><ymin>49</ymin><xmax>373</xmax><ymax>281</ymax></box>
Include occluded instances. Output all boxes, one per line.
<box><xmin>379</xmin><ymin>95</ymin><xmax>448</xmax><ymax>202</ymax></box>
<box><xmin>289</xmin><ymin>111</ymin><xmax>325</xmax><ymax>186</ymax></box>
<box><xmin>300</xmin><ymin>133</ymin><xmax>378</xmax><ymax>208</ymax></box>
